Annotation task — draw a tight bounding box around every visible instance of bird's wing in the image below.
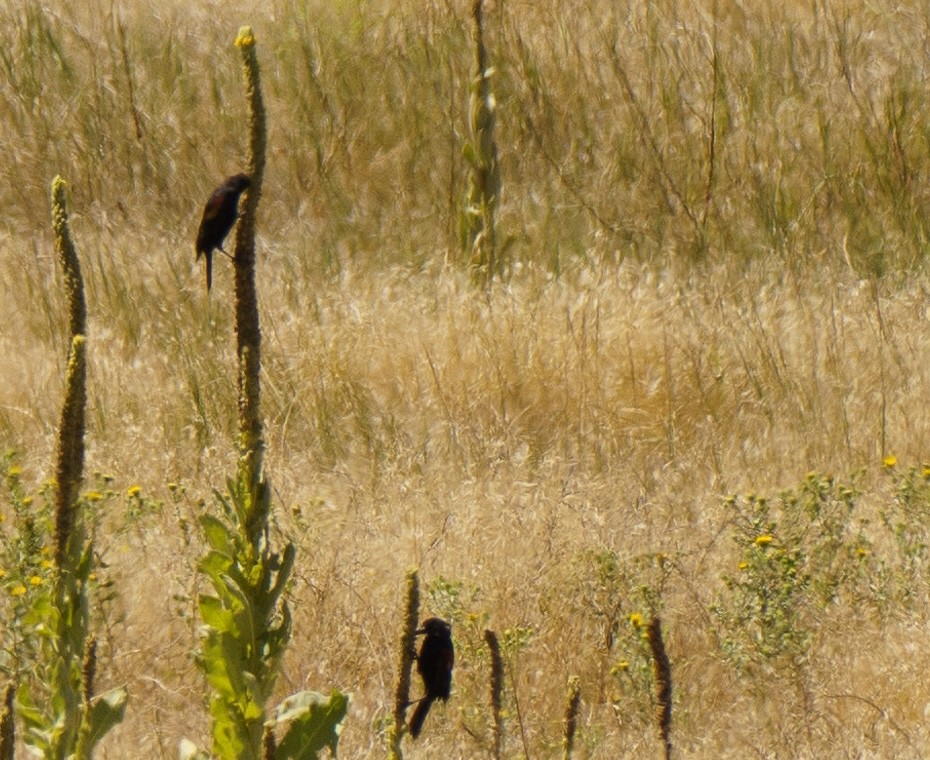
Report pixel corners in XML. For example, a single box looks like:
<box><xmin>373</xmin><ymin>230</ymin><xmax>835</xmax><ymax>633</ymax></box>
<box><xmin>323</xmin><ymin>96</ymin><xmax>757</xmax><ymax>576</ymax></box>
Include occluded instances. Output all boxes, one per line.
<box><xmin>201</xmin><ymin>191</ymin><xmax>225</xmax><ymax>222</ymax></box>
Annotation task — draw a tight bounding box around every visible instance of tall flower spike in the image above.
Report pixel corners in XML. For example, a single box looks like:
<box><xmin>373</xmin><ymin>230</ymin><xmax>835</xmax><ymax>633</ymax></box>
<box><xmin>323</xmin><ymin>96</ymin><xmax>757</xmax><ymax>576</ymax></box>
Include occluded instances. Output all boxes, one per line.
<box><xmin>51</xmin><ymin>176</ymin><xmax>86</xmax><ymax>340</ymax></box>
<box><xmin>647</xmin><ymin>617</ymin><xmax>672</xmax><ymax>760</ymax></box>
<box><xmin>0</xmin><ymin>684</ymin><xmax>14</xmax><ymax>758</ymax></box>
<box><xmin>53</xmin><ymin>335</ymin><xmax>87</xmax><ymax>568</ymax></box>
<box><xmin>50</xmin><ymin>177</ymin><xmax>88</xmax><ymax>567</ymax></box>
<box><xmin>388</xmin><ymin>568</ymin><xmax>420</xmax><ymax>758</ymax></box>
<box><xmin>233</xmin><ymin>25</ymin><xmax>266</xmax><ymax>486</ymax></box>
<box><xmin>562</xmin><ymin>676</ymin><xmax>581</xmax><ymax>760</ymax></box>
<box><xmin>484</xmin><ymin>629</ymin><xmax>503</xmax><ymax>758</ymax></box>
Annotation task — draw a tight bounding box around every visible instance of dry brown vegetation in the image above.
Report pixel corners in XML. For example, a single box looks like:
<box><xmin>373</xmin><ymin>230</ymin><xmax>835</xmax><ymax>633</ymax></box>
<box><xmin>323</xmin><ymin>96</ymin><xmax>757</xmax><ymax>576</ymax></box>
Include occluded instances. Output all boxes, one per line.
<box><xmin>3</xmin><ymin>0</ymin><xmax>930</xmax><ymax>757</ymax></box>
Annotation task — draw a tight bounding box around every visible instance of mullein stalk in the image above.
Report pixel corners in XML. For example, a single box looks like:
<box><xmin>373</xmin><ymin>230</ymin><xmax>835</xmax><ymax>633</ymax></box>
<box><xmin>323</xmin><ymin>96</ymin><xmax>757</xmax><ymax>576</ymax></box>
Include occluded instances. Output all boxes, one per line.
<box><xmin>72</xmin><ymin>637</ymin><xmax>98</xmax><ymax>758</ymax></box>
<box><xmin>233</xmin><ymin>24</ymin><xmax>266</xmax><ymax>493</ymax></box>
<box><xmin>461</xmin><ymin>0</ymin><xmax>501</xmax><ymax>284</ymax></box>
<box><xmin>53</xmin><ymin>335</ymin><xmax>87</xmax><ymax>571</ymax></box>
<box><xmin>647</xmin><ymin>617</ymin><xmax>672</xmax><ymax>760</ymax></box>
<box><xmin>11</xmin><ymin>179</ymin><xmax>126</xmax><ymax>760</ymax></box>
<box><xmin>51</xmin><ymin>176</ymin><xmax>87</xmax><ymax>569</ymax></box>
<box><xmin>484</xmin><ymin>629</ymin><xmax>503</xmax><ymax>759</ymax></box>
<box><xmin>562</xmin><ymin>676</ymin><xmax>581</xmax><ymax>760</ymax></box>
<box><xmin>51</xmin><ymin>177</ymin><xmax>86</xmax><ymax>345</ymax></box>
<box><xmin>0</xmin><ymin>684</ymin><xmax>13</xmax><ymax>760</ymax></box>
<box><xmin>50</xmin><ymin>177</ymin><xmax>89</xmax><ymax>755</ymax></box>
<box><xmin>388</xmin><ymin>569</ymin><xmax>420</xmax><ymax>758</ymax></box>
<box><xmin>195</xmin><ymin>28</ymin><xmax>313</xmax><ymax>760</ymax></box>
<box><xmin>81</xmin><ymin>637</ymin><xmax>97</xmax><ymax>706</ymax></box>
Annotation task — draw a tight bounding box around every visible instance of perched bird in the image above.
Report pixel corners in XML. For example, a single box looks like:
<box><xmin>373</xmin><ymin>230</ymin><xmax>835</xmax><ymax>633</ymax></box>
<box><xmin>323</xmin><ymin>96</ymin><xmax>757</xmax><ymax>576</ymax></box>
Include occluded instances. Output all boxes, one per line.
<box><xmin>409</xmin><ymin>617</ymin><xmax>454</xmax><ymax>739</ymax></box>
<box><xmin>195</xmin><ymin>173</ymin><xmax>251</xmax><ymax>291</ymax></box>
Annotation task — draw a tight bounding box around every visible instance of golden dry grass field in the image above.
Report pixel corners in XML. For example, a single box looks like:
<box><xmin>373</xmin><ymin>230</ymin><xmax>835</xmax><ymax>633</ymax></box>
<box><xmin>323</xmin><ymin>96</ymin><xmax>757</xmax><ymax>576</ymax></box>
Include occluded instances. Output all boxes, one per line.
<box><xmin>3</xmin><ymin>0</ymin><xmax>930</xmax><ymax>757</ymax></box>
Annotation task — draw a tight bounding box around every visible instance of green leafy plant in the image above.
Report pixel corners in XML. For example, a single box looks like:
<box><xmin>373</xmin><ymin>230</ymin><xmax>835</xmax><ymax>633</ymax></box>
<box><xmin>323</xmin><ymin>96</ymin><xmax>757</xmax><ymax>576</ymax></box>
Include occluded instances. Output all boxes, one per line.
<box><xmin>0</xmin><ymin>465</ymin><xmax>120</xmax><ymax>686</ymax></box>
<box><xmin>193</xmin><ymin>474</ymin><xmax>299</xmax><ymax>758</ymax></box>
<box><xmin>3</xmin><ymin>177</ymin><xmax>128</xmax><ymax>759</ymax></box>
<box><xmin>606</xmin><ymin>610</ymin><xmax>661</xmax><ymax>729</ymax></box>
<box><xmin>877</xmin><ymin>461</ymin><xmax>930</xmax><ymax>608</ymax></box>
<box><xmin>0</xmin><ymin>456</ymin><xmax>54</xmax><ymax>683</ymax></box>
<box><xmin>569</xmin><ymin>549</ymin><xmax>669</xmax><ymax>713</ymax></box>
<box><xmin>712</xmin><ymin>472</ymin><xmax>868</xmax><ymax>671</ymax></box>
<box><xmin>185</xmin><ymin>27</ymin><xmax>347</xmax><ymax>760</ymax></box>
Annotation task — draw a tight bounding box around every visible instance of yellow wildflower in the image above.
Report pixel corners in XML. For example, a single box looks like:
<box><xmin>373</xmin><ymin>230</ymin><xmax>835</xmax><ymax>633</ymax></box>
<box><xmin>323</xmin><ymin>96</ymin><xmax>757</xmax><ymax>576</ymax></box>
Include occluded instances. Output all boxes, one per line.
<box><xmin>84</xmin><ymin>491</ymin><xmax>104</xmax><ymax>502</ymax></box>
<box><xmin>738</xmin><ymin>561</ymin><xmax>749</xmax><ymax>571</ymax></box>
<box><xmin>629</xmin><ymin>612</ymin><xmax>644</xmax><ymax>628</ymax></box>
<box><xmin>754</xmin><ymin>535</ymin><xmax>774</xmax><ymax>547</ymax></box>
<box><xmin>28</xmin><ymin>575</ymin><xmax>41</xmax><ymax>586</ymax></box>
<box><xmin>127</xmin><ymin>485</ymin><xmax>141</xmax><ymax>498</ymax></box>
<box><xmin>10</xmin><ymin>584</ymin><xmax>27</xmax><ymax>596</ymax></box>
<box><xmin>883</xmin><ymin>455</ymin><xmax>897</xmax><ymax>468</ymax></box>
<box><xmin>610</xmin><ymin>660</ymin><xmax>630</xmax><ymax>675</ymax></box>
<box><xmin>6</xmin><ymin>465</ymin><xmax>21</xmax><ymax>477</ymax></box>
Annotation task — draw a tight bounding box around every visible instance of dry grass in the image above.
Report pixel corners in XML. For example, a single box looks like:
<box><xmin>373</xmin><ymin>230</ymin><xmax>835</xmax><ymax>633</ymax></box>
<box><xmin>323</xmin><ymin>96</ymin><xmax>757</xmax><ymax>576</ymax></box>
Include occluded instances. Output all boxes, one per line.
<box><xmin>3</xmin><ymin>0</ymin><xmax>930</xmax><ymax>757</ymax></box>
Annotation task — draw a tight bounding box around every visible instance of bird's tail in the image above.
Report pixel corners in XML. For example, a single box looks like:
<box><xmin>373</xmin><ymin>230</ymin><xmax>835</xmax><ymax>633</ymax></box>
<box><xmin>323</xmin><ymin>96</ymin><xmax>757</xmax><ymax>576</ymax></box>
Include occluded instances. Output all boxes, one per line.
<box><xmin>205</xmin><ymin>251</ymin><xmax>213</xmax><ymax>292</ymax></box>
<box><xmin>408</xmin><ymin>696</ymin><xmax>434</xmax><ymax>739</ymax></box>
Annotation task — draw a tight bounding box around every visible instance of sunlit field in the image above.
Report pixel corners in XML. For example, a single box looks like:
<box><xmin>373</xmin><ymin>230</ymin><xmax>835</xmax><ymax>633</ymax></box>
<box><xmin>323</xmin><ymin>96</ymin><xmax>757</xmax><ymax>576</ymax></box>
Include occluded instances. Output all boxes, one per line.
<box><xmin>3</xmin><ymin>0</ymin><xmax>930</xmax><ymax>757</ymax></box>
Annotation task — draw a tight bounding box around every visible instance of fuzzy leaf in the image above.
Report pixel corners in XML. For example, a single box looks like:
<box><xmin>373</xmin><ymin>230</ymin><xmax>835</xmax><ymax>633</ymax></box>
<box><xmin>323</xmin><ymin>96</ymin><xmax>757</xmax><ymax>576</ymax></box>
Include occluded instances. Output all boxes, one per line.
<box><xmin>201</xmin><ymin>514</ymin><xmax>236</xmax><ymax>555</ymax></box>
<box><xmin>81</xmin><ymin>686</ymin><xmax>128</xmax><ymax>752</ymax></box>
<box><xmin>273</xmin><ymin>690</ymin><xmax>348</xmax><ymax>759</ymax></box>
<box><xmin>200</xmin><ymin>628</ymin><xmax>247</xmax><ymax>701</ymax></box>
<box><xmin>209</xmin><ymin>695</ymin><xmax>250</xmax><ymax>760</ymax></box>
<box><xmin>199</xmin><ymin>594</ymin><xmax>235</xmax><ymax>633</ymax></box>
<box><xmin>199</xmin><ymin>550</ymin><xmax>235</xmax><ymax>586</ymax></box>
<box><xmin>178</xmin><ymin>737</ymin><xmax>212</xmax><ymax>760</ymax></box>
<box><xmin>462</xmin><ymin>141</ymin><xmax>478</xmax><ymax>166</ymax></box>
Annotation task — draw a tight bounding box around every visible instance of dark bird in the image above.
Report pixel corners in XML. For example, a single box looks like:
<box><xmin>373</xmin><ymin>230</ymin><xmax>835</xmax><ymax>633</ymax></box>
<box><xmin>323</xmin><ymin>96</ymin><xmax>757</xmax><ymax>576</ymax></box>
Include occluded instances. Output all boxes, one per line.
<box><xmin>409</xmin><ymin>617</ymin><xmax>454</xmax><ymax>739</ymax></box>
<box><xmin>195</xmin><ymin>173</ymin><xmax>251</xmax><ymax>291</ymax></box>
